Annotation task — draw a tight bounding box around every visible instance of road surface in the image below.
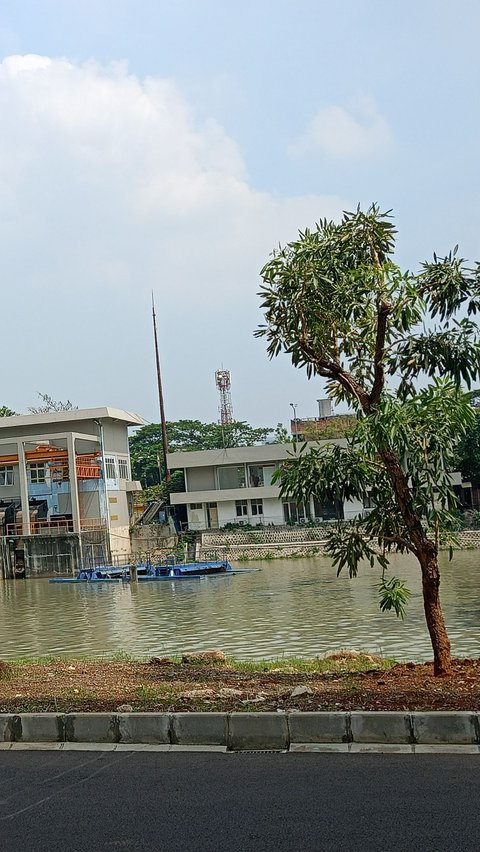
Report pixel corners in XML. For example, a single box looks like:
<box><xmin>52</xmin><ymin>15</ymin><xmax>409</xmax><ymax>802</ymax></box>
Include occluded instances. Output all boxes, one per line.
<box><xmin>0</xmin><ymin>750</ymin><xmax>479</xmax><ymax>851</ymax></box>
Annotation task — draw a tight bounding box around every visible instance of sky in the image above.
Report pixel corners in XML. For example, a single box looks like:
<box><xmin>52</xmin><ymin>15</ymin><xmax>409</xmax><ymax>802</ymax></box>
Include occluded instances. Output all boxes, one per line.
<box><xmin>0</xmin><ymin>1</ymin><xmax>479</xmax><ymax>430</ymax></box>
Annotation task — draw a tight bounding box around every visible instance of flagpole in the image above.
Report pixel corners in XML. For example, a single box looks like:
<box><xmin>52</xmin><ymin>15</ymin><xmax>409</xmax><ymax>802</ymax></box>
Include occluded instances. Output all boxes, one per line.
<box><xmin>152</xmin><ymin>293</ymin><xmax>171</xmax><ymax>483</ymax></box>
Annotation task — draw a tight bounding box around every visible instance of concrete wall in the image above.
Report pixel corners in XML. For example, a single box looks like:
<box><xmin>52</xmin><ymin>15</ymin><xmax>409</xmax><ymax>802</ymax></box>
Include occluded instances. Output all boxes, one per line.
<box><xmin>168</xmin><ymin>441</ymin><xmax>349</xmax><ymax>471</ymax></box>
<box><xmin>102</xmin><ymin>421</ymin><xmax>130</xmax><ymax>455</ymax></box>
<box><xmin>130</xmin><ymin>523</ymin><xmax>176</xmax><ymax>557</ymax></box>
<box><xmin>24</xmin><ymin>535</ymin><xmax>81</xmax><ymax>577</ymax></box>
<box><xmin>263</xmin><ymin>498</ymin><xmax>285</xmax><ymax>525</ymax></box>
<box><xmin>170</xmin><ymin>485</ymin><xmax>281</xmax><ymax>506</ymax></box>
<box><xmin>344</xmin><ymin>498</ymin><xmax>364</xmax><ymax>520</ymax></box>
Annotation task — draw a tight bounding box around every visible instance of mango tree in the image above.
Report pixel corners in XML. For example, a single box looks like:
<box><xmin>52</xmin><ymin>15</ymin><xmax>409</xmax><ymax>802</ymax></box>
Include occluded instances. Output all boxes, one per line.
<box><xmin>256</xmin><ymin>205</ymin><xmax>480</xmax><ymax>675</ymax></box>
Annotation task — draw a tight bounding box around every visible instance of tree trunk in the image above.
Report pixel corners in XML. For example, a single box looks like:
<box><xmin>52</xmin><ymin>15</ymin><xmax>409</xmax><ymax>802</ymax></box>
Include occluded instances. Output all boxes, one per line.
<box><xmin>378</xmin><ymin>449</ymin><xmax>452</xmax><ymax>676</ymax></box>
<box><xmin>418</xmin><ymin>545</ymin><xmax>451</xmax><ymax>676</ymax></box>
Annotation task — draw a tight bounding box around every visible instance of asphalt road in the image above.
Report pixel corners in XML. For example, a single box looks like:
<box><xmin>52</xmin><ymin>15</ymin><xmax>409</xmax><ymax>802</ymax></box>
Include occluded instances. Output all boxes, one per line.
<box><xmin>0</xmin><ymin>751</ymin><xmax>479</xmax><ymax>851</ymax></box>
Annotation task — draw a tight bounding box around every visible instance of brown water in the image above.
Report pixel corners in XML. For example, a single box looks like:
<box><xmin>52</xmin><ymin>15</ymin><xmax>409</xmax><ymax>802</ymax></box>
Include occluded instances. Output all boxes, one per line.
<box><xmin>0</xmin><ymin>552</ymin><xmax>479</xmax><ymax>661</ymax></box>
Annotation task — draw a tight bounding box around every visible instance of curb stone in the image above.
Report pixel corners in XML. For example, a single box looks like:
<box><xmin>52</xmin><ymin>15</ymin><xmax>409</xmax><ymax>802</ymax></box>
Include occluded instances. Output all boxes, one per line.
<box><xmin>1</xmin><ymin>712</ymin><xmax>480</xmax><ymax>749</ymax></box>
<box><xmin>228</xmin><ymin>712</ymin><xmax>289</xmax><ymax>751</ymax></box>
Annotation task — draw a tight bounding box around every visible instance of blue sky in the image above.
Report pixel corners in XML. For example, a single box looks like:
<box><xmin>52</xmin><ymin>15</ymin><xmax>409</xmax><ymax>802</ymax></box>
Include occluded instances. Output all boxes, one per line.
<box><xmin>0</xmin><ymin>1</ymin><xmax>479</xmax><ymax>428</ymax></box>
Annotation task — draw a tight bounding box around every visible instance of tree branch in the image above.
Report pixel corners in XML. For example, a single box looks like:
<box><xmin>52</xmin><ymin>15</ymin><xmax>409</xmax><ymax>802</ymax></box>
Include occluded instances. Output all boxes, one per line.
<box><xmin>379</xmin><ymin>534</ymin><xmax>418</xmax><ymax>557</ymax></box>
<box><xmin>369</xmin><ymin>300</ymin><xmax>391</xmax><ymax>407</ymax></box>
<box><xmin>297</xmin><ymin>306</ymin><xmax>371</xmax><ymax>409</ymax></box>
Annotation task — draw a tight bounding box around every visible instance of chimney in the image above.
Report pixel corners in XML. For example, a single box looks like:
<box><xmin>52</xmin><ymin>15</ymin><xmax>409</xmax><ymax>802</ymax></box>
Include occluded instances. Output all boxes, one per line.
<box><xmin>317</xmin><ymin>398</ymin><xmax>333</xmax><ymax>419</ymax></box>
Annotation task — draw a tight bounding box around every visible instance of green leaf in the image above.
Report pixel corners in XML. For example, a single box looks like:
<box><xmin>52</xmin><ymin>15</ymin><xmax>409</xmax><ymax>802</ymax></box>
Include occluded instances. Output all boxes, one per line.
<box><xmin>378</xmin><ymin>577</ymin><xmax>411</xmax><ymax>619</ymax></box>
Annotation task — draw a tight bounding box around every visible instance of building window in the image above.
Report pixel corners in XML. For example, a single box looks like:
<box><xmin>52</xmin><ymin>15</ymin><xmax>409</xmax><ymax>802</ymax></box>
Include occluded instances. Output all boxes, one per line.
<box><xmin>248</xmin><ymin>465</ymin><xmax>276</xmax><ymax>487</ymax></box>
<box><xmin>251</xmin><ymin>499</ymin><xmax>263</xmax><ymax>516</ymax></box>
<box><xmin>29</xmin><ymin>463</ymin><xmax>46</xmax><ymax>484</ymax></box>
<box><xmin>189</xmin><ymin>503</ymin><xmax>202</xmax><ymax>509</ymax></box>
<box><xmin>363</xmin><ymin>493</ymin><xmax>375</xmax><ymax>510</ymax></box>
<box><xmin>313</xmin><ymin>497</ymin><xmax>343</xmax><ymax>520</ymax></box>
<box><xmin>118</xmin><ymin>458</ymin><xmax>129</xmax><ymax>480</ymax></box>
<box><xmin>218</xmin><ymin>466</ymin><xmax>246</xmax><ymax>489</ymax></box>
<box><xmin>282</xmin><ymin>499</ymin><xmax>308</xmax><ymax>524</ymax></box>
<box><xmin>0</xmin><ymin>466</ymin><xmax>14</xmax><ymax>486</ymax></box>
<box><xmin>105</xmin><ymin>457</ymin><xmax>117</xmax><ymax>479</ymax></box>
<box><xmin>235</xmin><ymin>500</ymin><xmax>248</xmax><ymax>517</ymax></box>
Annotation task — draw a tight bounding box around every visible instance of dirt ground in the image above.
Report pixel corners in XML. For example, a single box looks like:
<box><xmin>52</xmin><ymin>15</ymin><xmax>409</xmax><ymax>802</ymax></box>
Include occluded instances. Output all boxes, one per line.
<box><xmin>1</xmin><ymin>653</ymin><xmax>479</xmax><ymax>713</ymax></box>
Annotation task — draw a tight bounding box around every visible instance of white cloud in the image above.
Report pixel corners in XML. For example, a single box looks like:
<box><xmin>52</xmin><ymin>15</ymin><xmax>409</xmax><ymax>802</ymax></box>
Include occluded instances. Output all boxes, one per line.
<box><xmin>0</xmin><ymin>55</ymin><xmax>348</xmax><ymax>421</ymax></box>
<box><xmin>291</xmin><ymin>98</ymin><xmax>393</xmax><ymax>159</ymax></box>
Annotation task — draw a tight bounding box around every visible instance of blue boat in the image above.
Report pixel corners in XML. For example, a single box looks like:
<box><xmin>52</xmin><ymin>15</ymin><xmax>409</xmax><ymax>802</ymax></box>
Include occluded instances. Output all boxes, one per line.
<box><xmin>136</xmin><ymin>560</ymin><xmax>259</xmax><ymax>581</ymax></box>
<box><xmin>49</xmin><ymin>559</ymin><xmax>259</xmax><ymax>583</ymax></box>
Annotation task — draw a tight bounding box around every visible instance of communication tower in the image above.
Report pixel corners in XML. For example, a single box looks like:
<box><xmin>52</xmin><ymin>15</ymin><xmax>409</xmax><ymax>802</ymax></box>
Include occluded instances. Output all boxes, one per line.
<box><xmin>215</xmin><ymin>369</ymin><xmax>234</xmax><ymax>425</ymax></box>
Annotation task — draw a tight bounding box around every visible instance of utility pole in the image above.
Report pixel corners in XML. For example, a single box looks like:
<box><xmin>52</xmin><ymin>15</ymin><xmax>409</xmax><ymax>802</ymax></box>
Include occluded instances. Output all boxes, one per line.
<box><xmin>152</xmin><ymin>293</ymin><xmax>170</xmax><ymax>483</ymax></box>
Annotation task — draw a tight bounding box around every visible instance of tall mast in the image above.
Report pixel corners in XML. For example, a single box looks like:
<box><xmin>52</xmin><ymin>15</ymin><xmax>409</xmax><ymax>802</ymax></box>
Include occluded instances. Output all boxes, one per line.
<box><xmin>152</xmin><ymin>293</ymin><xmax>170</xmax><ymax>483</ymax></box>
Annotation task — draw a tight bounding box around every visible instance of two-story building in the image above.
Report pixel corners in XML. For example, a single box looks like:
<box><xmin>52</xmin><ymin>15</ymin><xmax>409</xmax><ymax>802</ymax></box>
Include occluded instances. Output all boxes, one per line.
<box><xmin>168</xmin><ymin>440</ymin><xmax>474</xmax><ymax>532</ymax></box>
<box><xmin>167</xmin><ymin>440</ymin><xmax>364</xmax><ymax>530</ymax></box>
<box><xmin>0</xmin><ymin>406</ymin><xmax>143</xmax><ymax>576</ymax></box>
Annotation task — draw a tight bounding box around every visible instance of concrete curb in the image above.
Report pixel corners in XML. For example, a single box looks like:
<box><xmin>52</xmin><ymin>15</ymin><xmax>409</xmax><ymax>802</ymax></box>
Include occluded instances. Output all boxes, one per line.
<box><xmin>1</xmin><ymin>712</ymin><xmax>480</xmax><ymax>750</ymax></box>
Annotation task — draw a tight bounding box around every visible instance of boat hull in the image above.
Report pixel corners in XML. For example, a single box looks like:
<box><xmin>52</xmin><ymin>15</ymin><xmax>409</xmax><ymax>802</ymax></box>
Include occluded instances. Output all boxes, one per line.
<box><xmin>49</xmin><ymin>560</ymin><xmax>259</xmax><ymax>583</ymax></box>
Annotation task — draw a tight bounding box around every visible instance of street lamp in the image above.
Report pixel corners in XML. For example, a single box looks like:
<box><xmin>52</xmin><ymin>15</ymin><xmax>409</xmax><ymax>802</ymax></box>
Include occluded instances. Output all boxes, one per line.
<box><xmin>290</xmin><ymin>403</ymin><xmax>298</xmax><ymax>441</ymax></box>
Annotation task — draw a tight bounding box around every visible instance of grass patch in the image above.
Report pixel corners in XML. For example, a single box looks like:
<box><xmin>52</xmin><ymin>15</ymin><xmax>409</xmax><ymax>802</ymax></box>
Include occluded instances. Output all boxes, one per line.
<box><xmin>108</xmin><ymin>650</ymin><xmax>137</xmax><ymax>663</ymax></box>
<box><xmin>225</xmin><ymin>653</ymin><xmax>395</xmax><ymax>675</ymax></box>
<box><xmin>136</xmin><ymin>684</ymin><xmax>159</xmax><ymax>703</ymax></box>
<box><xmin>2</xmin><ymin>651</ymin><xmax>395</xmax><ymax>674</ymax></box>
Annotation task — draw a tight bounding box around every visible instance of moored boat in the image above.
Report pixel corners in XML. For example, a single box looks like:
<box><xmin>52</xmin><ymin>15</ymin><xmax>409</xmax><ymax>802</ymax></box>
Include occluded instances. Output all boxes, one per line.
<box><xmin>49</xmin><ymin>558</ymin><xmax>259</xmax><ymax>583</ymax></box>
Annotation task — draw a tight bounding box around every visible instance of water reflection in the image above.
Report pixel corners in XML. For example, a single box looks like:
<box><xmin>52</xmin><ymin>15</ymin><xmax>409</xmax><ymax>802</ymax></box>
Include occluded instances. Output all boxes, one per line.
<box><xmin>0</xmin><ymin>551</ymin><xmax>479</xmax><ymax>661</ymax></box>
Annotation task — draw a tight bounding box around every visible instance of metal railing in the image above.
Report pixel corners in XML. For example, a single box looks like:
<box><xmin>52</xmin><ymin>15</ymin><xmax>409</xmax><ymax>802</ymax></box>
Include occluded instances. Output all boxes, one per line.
<box><xmin>6</xmin><ymin>517</ymin><xmax>107</xmax><ymax>536</ymax></box>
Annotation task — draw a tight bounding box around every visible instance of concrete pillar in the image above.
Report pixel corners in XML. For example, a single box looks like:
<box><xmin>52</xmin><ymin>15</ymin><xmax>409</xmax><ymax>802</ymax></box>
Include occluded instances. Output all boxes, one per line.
<box><xmin>17</xmin><ymin>441</ymin><xmax>30</xmax><ymax>535</ymax></box>
<box><xmin>66</xmin><ymin>434</ymin><xmax>81</xmax><ymax>534</ymax></box>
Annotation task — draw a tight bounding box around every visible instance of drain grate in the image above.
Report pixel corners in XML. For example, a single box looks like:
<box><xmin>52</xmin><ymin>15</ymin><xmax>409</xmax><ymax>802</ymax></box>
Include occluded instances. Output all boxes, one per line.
<box><xmin>230</xmin><ymin>749</ymin><xmax>288</xmax><ymax>754</ymax></box>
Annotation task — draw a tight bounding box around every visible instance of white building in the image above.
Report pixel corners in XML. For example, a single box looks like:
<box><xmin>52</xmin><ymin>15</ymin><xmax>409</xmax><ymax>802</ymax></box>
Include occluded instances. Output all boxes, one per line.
<box><xmin>0</xmin><ymin>407</ymin><xmax>143</xmax><ymax>574</ymax></box>
<box><xmin>167</xmin><ymin>441</ymin><xmax>364</xmax><ymax>530</ymax></box>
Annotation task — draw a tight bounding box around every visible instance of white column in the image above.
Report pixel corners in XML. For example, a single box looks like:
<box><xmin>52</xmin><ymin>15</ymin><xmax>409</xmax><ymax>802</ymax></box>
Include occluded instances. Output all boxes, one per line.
<box><xmin>66</xmin><ymin>434</ymin><xmax>81</xmax><ymax>534</ymax></box>
<box><xmin>17</xmin><ymin>441</ymin><xmax>30</xmax><ymax>535</ymax></box>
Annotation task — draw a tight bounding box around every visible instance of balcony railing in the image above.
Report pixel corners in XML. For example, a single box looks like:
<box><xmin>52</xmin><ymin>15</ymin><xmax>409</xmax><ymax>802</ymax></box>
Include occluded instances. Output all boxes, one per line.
<box><xmin>6</xmin><ymin>517</ymin><xmax>107</xmax><ymax>536</ymax></box>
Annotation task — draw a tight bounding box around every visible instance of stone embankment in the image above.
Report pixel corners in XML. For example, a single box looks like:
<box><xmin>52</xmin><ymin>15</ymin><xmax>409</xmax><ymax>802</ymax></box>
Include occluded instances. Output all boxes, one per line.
<box><xmin>200</xmin><ymin>526</ymin><xmax>327</xmax><ymax>560</ymax></box>
<box><xmin>1</xmin><ymin>711</ymin><xmax>480</xmax><ymax>752</ymax></box>
<box><xmin>199</xmin><ymin>527</ymin><xmax>480</xmax><ymax>560</ymax></box>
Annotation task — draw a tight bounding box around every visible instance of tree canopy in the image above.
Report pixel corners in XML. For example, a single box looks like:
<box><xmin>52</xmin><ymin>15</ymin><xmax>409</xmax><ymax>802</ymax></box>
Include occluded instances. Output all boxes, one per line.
<box><xmin>257</xmin><ymin>203</ymin><xmax>480</xmax><ymax>675</ymax></box>
<box><xmin>129</xmin><ymin>419</ymin><xmax>274</xmax><ymax>487</ymax></box>
<box><xmin>28</xmin><ymin>393</ymin><xmax>77</xmax><ymax>413</ymax></box>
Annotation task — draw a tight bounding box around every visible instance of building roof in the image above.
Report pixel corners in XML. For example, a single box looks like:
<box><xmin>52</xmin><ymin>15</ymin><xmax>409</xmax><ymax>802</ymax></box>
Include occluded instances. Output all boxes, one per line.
<box><xmin>0</xmin><ymin>407</ymin><xmax>145</xmax><ymax>431</ymax></box>
<box><xmin>167</xmin><ymin>438</ymin><xmax>348</xmax><ymax>469</ymax></box>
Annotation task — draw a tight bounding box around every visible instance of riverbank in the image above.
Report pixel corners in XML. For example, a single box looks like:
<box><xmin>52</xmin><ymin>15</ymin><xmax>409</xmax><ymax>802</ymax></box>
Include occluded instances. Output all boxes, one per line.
<box><xmin>1</xmin><ymin>652</ymin><xmax>480</xmax><ymax>714</ymax></box>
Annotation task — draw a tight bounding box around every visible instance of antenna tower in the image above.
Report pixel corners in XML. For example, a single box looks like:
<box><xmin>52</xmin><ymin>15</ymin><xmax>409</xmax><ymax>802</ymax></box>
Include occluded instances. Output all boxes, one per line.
<box><xmin>215</xmin><ymin>369</ymin><xmax>234</xmax><ymax>425</ymax></box>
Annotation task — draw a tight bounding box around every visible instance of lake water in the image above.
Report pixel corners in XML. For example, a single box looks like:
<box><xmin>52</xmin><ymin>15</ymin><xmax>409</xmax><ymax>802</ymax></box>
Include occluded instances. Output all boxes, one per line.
<box><xmin>0</xmin><ymin>551</ymin><xmax>479</xmax><ymax>661</ymax></box>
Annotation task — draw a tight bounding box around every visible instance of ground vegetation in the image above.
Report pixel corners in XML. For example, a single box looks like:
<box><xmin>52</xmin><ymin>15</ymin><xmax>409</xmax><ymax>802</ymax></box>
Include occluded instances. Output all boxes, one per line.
<box><xmin>1</xmin><ymin>653</ymin><xmax>479</xmax><ymax>713</ymax></box>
